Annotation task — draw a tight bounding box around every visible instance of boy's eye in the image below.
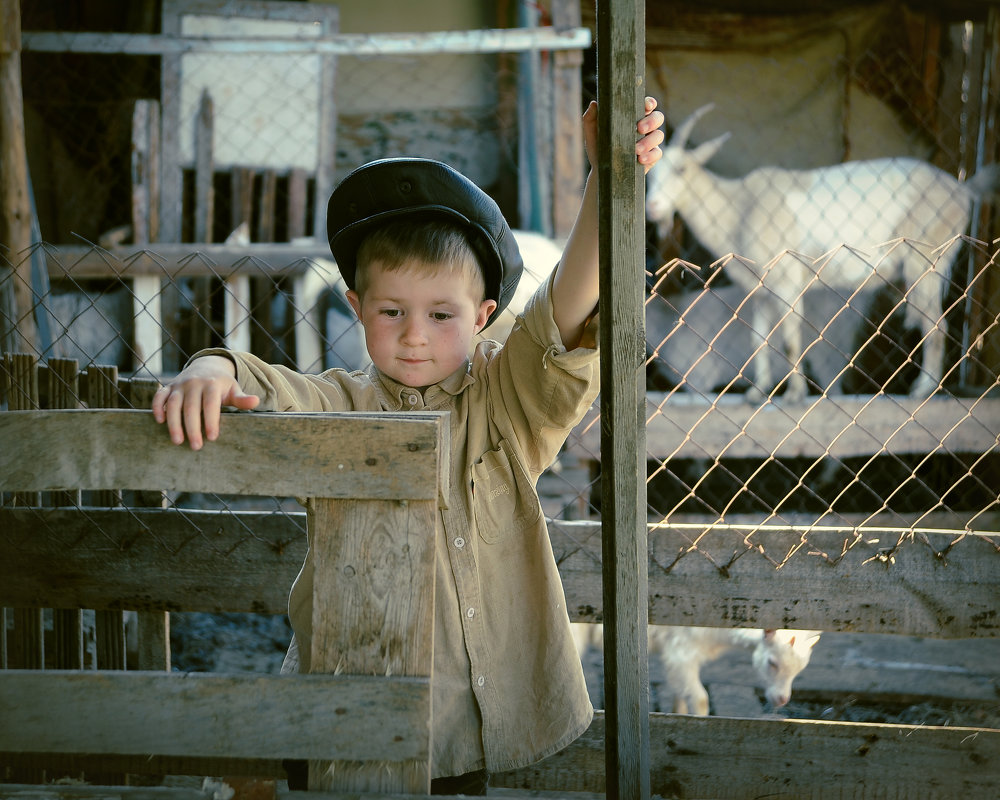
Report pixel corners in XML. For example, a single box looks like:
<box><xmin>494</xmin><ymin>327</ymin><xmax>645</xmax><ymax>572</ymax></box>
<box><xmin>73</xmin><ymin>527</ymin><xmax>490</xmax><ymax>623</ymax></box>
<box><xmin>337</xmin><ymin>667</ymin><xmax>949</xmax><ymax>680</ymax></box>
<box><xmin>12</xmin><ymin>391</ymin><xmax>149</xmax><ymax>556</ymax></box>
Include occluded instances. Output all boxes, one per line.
<box><xmin>431</xmin><ymin>312</ymin><xmax>454</xmax><ymax>321</ymax></box>
<box><xmin>381</xmin><ymin>308</ymin><xmax>401</xmax><ymax>318</ymax></box>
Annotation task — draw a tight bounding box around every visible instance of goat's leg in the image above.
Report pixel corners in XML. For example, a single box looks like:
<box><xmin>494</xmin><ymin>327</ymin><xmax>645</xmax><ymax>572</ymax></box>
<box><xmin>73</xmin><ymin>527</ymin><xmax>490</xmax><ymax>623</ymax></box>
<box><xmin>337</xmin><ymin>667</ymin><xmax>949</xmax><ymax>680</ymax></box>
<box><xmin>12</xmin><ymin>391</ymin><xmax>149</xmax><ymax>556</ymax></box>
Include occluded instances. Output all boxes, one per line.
<box><xmin>744</xmin><ymin>302</ymin><xmax>773</xmax><ymax>403</ymax></box>
<box><xmin>781</xmin><ymin>305</ymin><xmax>808</xmax><ymax>403</ymax></box>
<box><xmin>907</xmin><ymin>276</ymin><xmax>946</xmax><ymax>398</ymax></box>
<box><xmin>665</xmin><ymin>661</ymin><xmax>710</xmax><ymax>715</ymax></box>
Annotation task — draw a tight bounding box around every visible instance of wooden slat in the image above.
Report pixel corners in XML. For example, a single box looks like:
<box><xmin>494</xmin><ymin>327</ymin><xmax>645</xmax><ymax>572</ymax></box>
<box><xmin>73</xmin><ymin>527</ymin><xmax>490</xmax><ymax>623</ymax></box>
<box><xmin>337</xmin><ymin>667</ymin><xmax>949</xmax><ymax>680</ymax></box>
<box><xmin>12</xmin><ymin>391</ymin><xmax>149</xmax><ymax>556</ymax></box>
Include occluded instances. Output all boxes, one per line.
<box><xmin>0</xmin><ymin>671</ymin><xmax>429</xmax><ymax>763</ymax></box>
<box><xmin>0</xmin><ymin>409</ymin><xmax>448</xmax><ymax>500</ymax></box>
<box><xmin>193</xmin><ymin>89</ymin><xmax>214</xmax><ymax>244</ymax></box>
<box><xmin>287</xmin><ymin>167</ymin><xmax>308</xmax><ymax>240</ymax></box>
<box><xmin>0</xmin><ymin>508</ymin><xmax>303</xmax><ymax>613</ymax></box>
<box><xmin>492</xmin><ymin>710</ymin><xmax>1000</xmax><ymax>799</ymax></box>
<box><xmin>552</xmin><ymin>519</ymin><xmax>1000</xmax><ymax>637</ymax></box>
<box><xmin>257</xmin><ymin>171</ymin><xmax>277</xmax><ymax>243</ymax></box>
<box><xmin>43</xmin><ymin>244</ymin><xmax>332</xmax><ymax>279</ymax></box>
<box><xmin>574</xmin><ymin>392</ymin><xmax>1000</xmax><ymax>460</ymax></box>
<box><xmin>308</xmin><ymin>494</ymin><xmax>437</xmax><ymax>793</ymax></box>
<box><xmin>47</xmin><ymin>358</ymin><xmax>84</xmax><ymax>671</ymax></box>
<box><xmin>596</xmin><ymin>1</ymin><xmax>650</xmax><ymax>797</ymax></box>
<box><xmin>2</xmin><ymin>511</ymin><xmax>996</xmax><ymax>636</ymax></box>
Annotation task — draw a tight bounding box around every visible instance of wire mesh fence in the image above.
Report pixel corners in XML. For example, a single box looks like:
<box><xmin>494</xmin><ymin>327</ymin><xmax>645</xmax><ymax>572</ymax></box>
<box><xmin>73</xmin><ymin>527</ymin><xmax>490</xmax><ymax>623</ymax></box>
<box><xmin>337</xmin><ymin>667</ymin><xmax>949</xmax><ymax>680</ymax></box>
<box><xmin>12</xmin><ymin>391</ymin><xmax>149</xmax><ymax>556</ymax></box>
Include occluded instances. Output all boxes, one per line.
<box><xmin>2</xmin><ymin>1</ymin><xmax>999</xmax><ymax>680</ymax></box>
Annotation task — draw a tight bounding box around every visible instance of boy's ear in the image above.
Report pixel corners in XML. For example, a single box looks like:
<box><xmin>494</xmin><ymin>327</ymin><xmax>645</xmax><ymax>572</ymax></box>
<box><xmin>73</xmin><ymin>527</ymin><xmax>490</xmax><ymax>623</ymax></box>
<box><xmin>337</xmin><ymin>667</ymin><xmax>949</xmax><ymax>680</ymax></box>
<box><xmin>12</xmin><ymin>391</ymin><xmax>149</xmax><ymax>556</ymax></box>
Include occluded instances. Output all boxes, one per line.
<box><xmin>346</xmin><ymin>289</ymin><xmax>363</xmax><ymax>321</ymax></box>
<box><xmin>475</xmin><ymin>299</ymin><xmax>498</xmax><ymax>333</ymax></box>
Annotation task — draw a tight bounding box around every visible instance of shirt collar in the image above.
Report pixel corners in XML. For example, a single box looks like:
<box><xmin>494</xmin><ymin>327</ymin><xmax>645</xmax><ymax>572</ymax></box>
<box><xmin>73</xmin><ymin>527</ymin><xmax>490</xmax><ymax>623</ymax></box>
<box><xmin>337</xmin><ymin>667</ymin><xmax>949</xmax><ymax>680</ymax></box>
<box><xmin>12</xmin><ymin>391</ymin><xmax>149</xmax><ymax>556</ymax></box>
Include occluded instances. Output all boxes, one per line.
<box><xmin>369</xmin><ymin>360</ymin><xmax>475</xmax><ymax>409</ymax></box>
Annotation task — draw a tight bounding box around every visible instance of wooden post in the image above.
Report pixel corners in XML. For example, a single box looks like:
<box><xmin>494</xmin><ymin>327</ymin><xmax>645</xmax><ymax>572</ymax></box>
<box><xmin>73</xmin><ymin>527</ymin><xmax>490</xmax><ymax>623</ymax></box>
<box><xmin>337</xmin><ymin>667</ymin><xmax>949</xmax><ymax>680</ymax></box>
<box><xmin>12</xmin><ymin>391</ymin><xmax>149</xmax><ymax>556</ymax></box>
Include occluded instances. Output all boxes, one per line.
<box><xmin>86</xmin><ymin>365</ymin><xmax>127</xmax><ymax>674</ymax></box>
<box><xmin>596</xmin><ymin>2</ymin><xmax>650</xmax><ymax>799</ymax></box>
<box><xmin>0</xmin><ymin>0</ymin><xmax>38</xmax><ymax>354</ymax></box>
<box><xmin>551</xmin><ymin>0</ymin><xmax>585</xmax><ymax>239</ymax></box>
<box><xmin>48</xmin><ymin>358</ymin><xmax>85</xmax><ymax>672</ymax></box>
<box><xmin>194</xmin><ymin>89</ymin><xmax>215</xmax><ymax>244</ymax></box>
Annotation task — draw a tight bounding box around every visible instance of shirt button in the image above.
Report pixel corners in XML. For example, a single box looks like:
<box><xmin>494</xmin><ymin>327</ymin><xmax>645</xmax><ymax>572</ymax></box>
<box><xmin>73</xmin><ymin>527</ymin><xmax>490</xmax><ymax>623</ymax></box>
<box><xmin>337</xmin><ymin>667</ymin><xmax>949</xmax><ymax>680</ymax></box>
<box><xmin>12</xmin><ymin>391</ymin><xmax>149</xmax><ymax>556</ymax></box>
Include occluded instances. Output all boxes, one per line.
<box><xmin>466</xmin><ymin>607</ymin><xmax>475</xmax><ymax>619</ymax></box>
<box><xmin>407</xmin><ymin>394</ymin><xmax>417</xmax><ymax>405</ymax></box>
<box><xmin>477</xmin><ymin>675</ymin><xmax>485</xmax><ymax>687</ymax></box>
<box><xmin>453</xmin><ymin>536</ymin><xmax>465</xmax><ymax>549</ymax></box>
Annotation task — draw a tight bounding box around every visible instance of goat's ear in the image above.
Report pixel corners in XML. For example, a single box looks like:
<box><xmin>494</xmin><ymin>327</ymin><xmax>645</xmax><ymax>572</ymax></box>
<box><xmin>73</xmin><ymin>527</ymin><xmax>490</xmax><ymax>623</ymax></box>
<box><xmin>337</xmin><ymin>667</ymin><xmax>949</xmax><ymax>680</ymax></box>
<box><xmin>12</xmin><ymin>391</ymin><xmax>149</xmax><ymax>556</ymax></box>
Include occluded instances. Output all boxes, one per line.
<box><xmin>690</xmin><ymin>131</ymin><xmax>731</xmax><ymax>166</ymax></box>
<box><xmin>763</xmin><ymin>629</ymin><xmax>777</xmax><ymax>641</ymax></box>
<box><xmin>806</xmin><ymin>633</ymin><xmax>822</xmax><ymax>649</ymax></box>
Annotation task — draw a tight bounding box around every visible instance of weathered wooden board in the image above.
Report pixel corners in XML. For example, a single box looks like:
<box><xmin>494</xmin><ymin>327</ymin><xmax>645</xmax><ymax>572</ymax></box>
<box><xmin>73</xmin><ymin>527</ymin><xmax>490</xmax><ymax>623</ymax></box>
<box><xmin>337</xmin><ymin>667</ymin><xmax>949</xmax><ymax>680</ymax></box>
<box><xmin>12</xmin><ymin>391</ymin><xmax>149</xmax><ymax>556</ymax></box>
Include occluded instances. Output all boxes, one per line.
<box><xmin>2</xmin><ymin>510</ymin><xmax>997</xmax><ymax>637</ymax></box>
<box><xmin>492</xmin><ymin>711</ymin><xmax>1000</xmax><ymax>799</ymax></box>
<box><xmin>0</xmin><ymin>409</ymin><xmax>448</xmax><ymax>500</ymax></box>
<box><xmin>574</xmin><ymin>393</ymin><xmax>1000</xmax><ymax>459</ymax></box>
<box><xmin>307</xmin><ymin>496</ymin><xmax>437</xmax><ymax>793</ymax></box>
<box><xmin>0</xmin><ymin>507</ymin><xmax>305</xmax><ymax>612</ymax></box>
<box><xmin>551</xmin><ymin>519</ymin><xmax>1000</xmax><ymax>637</ymax></box>
<box><xmin>0</xmin><ymin>670</ymin><xmax>429</xmax><ymax>762</ymax></box>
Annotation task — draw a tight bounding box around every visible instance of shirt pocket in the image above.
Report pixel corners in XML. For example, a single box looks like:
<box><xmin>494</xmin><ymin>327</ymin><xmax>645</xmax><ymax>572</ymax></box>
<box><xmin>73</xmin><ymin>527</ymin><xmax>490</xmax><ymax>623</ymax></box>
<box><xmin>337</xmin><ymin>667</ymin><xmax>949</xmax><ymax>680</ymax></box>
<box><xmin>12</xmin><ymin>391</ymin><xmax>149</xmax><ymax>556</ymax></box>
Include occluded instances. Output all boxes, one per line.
<box><xmin>472</xmin><ymin>439</ymin><xmax>541</xmax><ymax>544</ymax></box>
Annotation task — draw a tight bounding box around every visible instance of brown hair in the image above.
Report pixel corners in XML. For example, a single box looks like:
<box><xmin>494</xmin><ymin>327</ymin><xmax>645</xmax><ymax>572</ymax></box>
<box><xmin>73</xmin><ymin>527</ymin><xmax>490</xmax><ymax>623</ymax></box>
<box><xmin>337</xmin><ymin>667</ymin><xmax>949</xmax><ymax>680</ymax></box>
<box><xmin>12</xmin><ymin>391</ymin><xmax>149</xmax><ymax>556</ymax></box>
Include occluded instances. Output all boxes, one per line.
<box><xmin>355</xmin><ymin>218</ymin><xmax>485</xmax><ymax>300</ymax></box>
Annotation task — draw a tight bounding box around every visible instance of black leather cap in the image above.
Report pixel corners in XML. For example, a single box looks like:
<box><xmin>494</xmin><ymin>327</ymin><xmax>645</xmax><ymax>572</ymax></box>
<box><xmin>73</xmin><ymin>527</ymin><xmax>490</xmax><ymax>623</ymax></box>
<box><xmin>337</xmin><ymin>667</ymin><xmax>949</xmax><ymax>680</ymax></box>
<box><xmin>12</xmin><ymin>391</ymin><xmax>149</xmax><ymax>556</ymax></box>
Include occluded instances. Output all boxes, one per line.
<box><xmin>326</xmin><ymin>158</ymin><xmax>523</xmax><ymax>329</ymax></box>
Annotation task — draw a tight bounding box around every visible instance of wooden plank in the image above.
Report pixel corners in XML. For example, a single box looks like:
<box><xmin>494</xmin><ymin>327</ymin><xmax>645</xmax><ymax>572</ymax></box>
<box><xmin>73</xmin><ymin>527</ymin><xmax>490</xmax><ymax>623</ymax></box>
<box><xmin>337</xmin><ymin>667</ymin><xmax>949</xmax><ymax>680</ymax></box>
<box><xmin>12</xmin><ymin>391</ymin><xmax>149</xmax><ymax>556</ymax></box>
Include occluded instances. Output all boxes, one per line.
<box><xmin>132</xmin><ymin>275</ymin><xmax>163</xmax><ymax>378</ymax></box>
<box><xmin>0</xmin><ymin>671</ymin><xmax>429</xmax><ymax>763</ymax></box>
<box><xmin>308</xmin><ymin>495</ymin><xmax>437</xmax><ymax>793</ymax></box>
<box><xmin>574</xmin><ymin>392</ymin><xmax>1000</xmax><ymax>460</ymax></box>
<box><xmin>551</xmin><ymin>0</ymin><xmax>584</xmax><ymax>239</ymax></box>
<box><xmin>257</xmin><ymin>171</ymin><xmax>277</xmax><ymax>243</ymax></box>
<box><xmin>551</xmin><ymin>520</ymin><xmax>1000</xmax><ymax>637</ymax></box>
<box><xmin>20</xmin><ymin>28</ymin><xmax>593</xmax><ymax>57</ymax></box>
<box><xmin>3</xmin><ymin>509</ymin><xmax>994</xmax><ymax>632</ymax></box>
<box><xmin>223</xmin><ymin>274</ymin><xmax>252</xmax><ymax>353</ymax></box>
<box><xmin>0</xmin><ymin>409</ymin><xmax>448</xmax><ymax>500</ymax></box>
<box><xmin>43</xmin><ymin>243</ymin><xmax>333</xmax><ymax>278</ymax></box>
<box><xmin>86</xmin><ymin>365</ymin><xmax>127</xmax><ymax>674</ymax></box>
<box><xmin>492</xmin><ymin>710</ymin><xmax>1000</xmax><ymax>799</ymax></box>
<box><xmin>596</xmin><ymin>1</ymin><xmax>650</xmax><ymax>797</ymax></box>
<box><xmin>47</xmin><ymin>358</ymin><xmax>84</xmax><ymax>671</ymax></box>
<box><xmin>286</xmin><ymin>168</ymin><xmax>308</xmax><ymax>240</ymax></box>
<box><xmin>292</xmin><ymin>272</ymin><xmax>323</xmax><ymax>372</ymax></box>
<box><xmin>0</xmin><ymin>0</ymin><xmax>38</xmax><ymax>354</ymax></box>
<box><xmin>0</xmin><ymin>508</ymin><xmax>304</xmax><ymax>613</ymax></box>
<box><xmin>193</xmin><ymin>89</ymin><xmax>214</xmax><ymax>244</ymax></box>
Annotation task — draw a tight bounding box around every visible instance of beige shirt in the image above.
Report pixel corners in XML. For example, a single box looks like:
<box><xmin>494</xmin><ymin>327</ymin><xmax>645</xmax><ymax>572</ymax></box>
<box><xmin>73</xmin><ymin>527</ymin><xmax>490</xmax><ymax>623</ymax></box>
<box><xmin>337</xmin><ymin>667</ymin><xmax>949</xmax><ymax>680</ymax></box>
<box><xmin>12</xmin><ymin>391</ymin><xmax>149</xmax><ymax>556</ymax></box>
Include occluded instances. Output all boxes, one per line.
<box><xmin>199</xmin><ymin>275</ymin><xmax>598</xmax><ymax>777</ymax></box>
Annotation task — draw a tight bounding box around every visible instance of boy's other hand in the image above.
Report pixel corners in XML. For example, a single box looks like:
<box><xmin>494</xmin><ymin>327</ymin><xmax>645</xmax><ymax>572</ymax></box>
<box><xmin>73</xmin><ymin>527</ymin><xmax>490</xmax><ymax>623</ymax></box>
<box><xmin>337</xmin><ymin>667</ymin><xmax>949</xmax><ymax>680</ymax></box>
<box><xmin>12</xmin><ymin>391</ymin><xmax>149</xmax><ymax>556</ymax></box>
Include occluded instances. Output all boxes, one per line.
<box><xmin>152</xmin><ymin>355</ymin><xmax>259</xmax><ymax>450</ymax></box>
<box><xmin>581</xmin><ymin>96</ymin><xmax>665</xmax><ymax>175</ymax></box>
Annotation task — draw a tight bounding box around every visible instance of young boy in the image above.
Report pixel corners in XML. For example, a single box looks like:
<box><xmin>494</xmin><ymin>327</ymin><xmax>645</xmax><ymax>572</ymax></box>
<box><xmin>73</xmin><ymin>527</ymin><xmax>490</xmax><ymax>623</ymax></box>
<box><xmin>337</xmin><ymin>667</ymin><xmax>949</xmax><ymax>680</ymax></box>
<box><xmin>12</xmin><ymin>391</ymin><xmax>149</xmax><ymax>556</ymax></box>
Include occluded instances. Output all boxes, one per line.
<box><xmin>153</xmin><ymin>98</ymin><xmax>664</xmax><ymax>793</ymax></box>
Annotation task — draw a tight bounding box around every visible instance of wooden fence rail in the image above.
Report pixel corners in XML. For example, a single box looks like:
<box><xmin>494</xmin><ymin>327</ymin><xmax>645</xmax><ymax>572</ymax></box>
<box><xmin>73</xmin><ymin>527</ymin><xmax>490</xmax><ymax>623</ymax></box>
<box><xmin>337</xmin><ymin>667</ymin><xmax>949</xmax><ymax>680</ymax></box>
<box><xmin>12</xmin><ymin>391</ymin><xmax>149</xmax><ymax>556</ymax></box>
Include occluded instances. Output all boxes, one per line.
<box><xmin>0</xmin><ymin>403</ymin><xmax>448</xmax><ymax>797</ymax></box>
<box><xmin>2</xmin><ymin>356</ymin><xmax>999</xmax><ymax>798</ymax></box>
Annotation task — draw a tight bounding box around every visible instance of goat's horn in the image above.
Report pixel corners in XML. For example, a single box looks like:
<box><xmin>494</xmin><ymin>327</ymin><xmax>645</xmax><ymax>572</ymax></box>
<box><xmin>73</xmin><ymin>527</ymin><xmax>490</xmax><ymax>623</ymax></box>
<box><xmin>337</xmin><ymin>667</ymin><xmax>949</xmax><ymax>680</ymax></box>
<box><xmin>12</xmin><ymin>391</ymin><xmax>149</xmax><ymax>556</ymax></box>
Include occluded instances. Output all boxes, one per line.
<box><xmin>670</xmin><ymin>103</ymin><xmax>715</xmax><ymax>148</ymax></box>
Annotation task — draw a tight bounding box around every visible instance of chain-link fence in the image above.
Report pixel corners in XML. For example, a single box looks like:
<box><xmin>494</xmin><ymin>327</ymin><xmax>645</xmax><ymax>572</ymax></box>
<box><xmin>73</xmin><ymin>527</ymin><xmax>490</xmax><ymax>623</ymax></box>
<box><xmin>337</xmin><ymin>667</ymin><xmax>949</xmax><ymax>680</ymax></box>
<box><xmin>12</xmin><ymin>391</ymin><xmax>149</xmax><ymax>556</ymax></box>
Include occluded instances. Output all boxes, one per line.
<box><xmin>3</xmin><ymin>0</ymin><xmax>999</xmax><ymax>661</ymax></box>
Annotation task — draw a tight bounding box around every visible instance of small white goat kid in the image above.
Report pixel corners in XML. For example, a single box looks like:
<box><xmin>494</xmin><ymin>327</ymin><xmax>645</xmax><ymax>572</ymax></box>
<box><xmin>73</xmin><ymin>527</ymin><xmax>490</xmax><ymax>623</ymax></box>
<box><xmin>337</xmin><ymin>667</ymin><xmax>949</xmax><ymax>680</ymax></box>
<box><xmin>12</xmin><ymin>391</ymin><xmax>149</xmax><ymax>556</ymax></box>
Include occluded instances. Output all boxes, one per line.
<box><xmin>572</xmin><ymin>622</ymin><xmax>821</xmax><ymax>715</ymax></box>
<box><xmin>645</xmin><ymin>104</ymin><xmax>1000</xmax><ymax>401</ymax></box>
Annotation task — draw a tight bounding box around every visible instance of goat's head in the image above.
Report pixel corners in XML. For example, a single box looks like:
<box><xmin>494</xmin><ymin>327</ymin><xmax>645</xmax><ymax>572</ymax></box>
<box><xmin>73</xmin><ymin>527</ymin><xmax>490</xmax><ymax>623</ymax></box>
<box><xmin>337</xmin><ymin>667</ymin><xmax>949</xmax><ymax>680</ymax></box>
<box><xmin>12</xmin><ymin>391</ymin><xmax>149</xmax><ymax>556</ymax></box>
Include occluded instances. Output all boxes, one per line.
<box><xmin>645</xmin><ymin>103</ymin><xmax>732</xmax><ymax>240</ymax></box>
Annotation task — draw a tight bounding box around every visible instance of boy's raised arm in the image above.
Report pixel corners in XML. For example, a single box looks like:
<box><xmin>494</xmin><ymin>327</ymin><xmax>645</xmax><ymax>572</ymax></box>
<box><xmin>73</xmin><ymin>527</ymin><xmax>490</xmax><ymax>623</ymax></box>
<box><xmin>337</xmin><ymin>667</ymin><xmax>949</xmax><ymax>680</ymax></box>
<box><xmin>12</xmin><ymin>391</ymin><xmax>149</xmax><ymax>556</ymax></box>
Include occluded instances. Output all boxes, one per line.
<box><xmin>551</xmin><ymin>97</ymin><xmax>664</xmax><ymax>350</ymax></box>
<box><xmin>152</xmin><ymin>354</ymin><xmax>260</xmax><ymax>450</ymax></box>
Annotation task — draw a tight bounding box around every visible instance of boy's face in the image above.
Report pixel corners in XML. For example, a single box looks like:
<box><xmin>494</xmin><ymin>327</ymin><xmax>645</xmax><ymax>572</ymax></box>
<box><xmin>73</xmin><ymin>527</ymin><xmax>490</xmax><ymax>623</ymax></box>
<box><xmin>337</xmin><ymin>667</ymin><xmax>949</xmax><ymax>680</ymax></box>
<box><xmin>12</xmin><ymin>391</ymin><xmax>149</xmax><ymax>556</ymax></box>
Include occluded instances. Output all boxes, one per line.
<box><xmin>347</xmin><ymin>261</ymin><xmax>497</xmax><ymax>389</ymax></box>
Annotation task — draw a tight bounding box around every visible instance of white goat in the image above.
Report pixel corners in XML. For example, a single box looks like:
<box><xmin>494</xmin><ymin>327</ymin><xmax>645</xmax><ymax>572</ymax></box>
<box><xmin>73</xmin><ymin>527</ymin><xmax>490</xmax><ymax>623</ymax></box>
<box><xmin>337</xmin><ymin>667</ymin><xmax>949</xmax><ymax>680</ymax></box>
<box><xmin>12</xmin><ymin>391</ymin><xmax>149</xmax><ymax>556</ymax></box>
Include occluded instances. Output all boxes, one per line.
<box><xmin>572</xmin><ymin>622</ymin><xmax>821</xmax><ymax>715</ymax></box>
<box><xmin>645</xmin><ymin>104</ymin><xmax>1000</xmax><ymax>401</ymax></box>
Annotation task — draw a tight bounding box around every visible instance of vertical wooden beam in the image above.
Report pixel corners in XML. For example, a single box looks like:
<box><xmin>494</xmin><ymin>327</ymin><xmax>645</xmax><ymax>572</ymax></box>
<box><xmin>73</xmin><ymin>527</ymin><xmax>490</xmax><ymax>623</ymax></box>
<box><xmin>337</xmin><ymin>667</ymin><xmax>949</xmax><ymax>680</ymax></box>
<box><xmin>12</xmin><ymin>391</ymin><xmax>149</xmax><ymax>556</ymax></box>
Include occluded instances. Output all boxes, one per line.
<box><xmin>552</xmin><ymin>0</ymin><xmax>586</xmax><ymax>239</ymax></box>
<box><xmin>307</xmin><ymin>493</ymin><xmax>438</xmax><ymax>794</ymax></box>
<box><xmin>5</xmin><ymin>353</ymin><xmax>44</xmax><ymax>673</ymax></box>
<box><xmin>87</xmin><ymin>365</ymin><xmax>127</xmax><ymax>673</ymax></box>
<box><xmin>194</xmin><ymin>89</ymin><xmax>215</xmax><ymax>244</ymax></box>
<box><xmin>0</xmin><ymin>0</ymin><xmax>38</xmax><ymax>354</ymax></box>
<box><xmin>48</xmin><ymin>358</ymin><xmax>85</xmax><ymax>672</ymax></box>
<box><xmin>313</xmin><ymin>8</ymin><xmax>339</xmax><ymax>242</ymax></box>
<box><xmin>131</xmin><ymin>99</ymin><xmax>163</xmax><ymax>378</ymax></box>
<box><xmin>596</xmin><ymin>2</ymin><xmax>650</xmax><ymax>800</ymax></box>
<box><xmin>287</xmin><ymin>167</ymin><xmax>308</xmax><ymax>241</ymax></box>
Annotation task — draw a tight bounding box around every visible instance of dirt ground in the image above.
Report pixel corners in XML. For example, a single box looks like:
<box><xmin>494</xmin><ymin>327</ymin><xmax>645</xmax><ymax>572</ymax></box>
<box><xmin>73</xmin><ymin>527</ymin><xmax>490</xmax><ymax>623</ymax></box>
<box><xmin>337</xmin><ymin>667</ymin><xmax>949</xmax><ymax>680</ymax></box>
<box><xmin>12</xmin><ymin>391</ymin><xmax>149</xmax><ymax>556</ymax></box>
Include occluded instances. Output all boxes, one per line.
<box><xmin>171</xmin><ymin>613</ymin><xmax>1000</xmax><ymax>730</ymax></box>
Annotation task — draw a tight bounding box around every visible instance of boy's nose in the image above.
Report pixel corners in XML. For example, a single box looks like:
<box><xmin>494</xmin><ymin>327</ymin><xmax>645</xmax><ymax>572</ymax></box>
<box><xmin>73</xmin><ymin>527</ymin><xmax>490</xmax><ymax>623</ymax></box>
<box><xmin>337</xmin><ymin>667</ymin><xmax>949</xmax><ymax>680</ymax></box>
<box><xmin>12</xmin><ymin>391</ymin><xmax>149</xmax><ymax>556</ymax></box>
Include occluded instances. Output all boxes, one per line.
<box><xmin>401</xmin><ymin>317</ymin><xmax>428</xmax><ymax>344</ymax></box>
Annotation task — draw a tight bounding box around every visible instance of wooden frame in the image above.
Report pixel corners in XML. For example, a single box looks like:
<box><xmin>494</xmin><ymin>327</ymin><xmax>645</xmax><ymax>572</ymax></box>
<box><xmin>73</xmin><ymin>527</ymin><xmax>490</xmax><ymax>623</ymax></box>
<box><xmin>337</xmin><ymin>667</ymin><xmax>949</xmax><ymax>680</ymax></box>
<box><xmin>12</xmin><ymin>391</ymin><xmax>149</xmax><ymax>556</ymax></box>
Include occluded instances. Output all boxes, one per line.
<box><xmin>0</xmin><ymin>407</ymin><xmax>448</xmax><ymax>795</ymax></box>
